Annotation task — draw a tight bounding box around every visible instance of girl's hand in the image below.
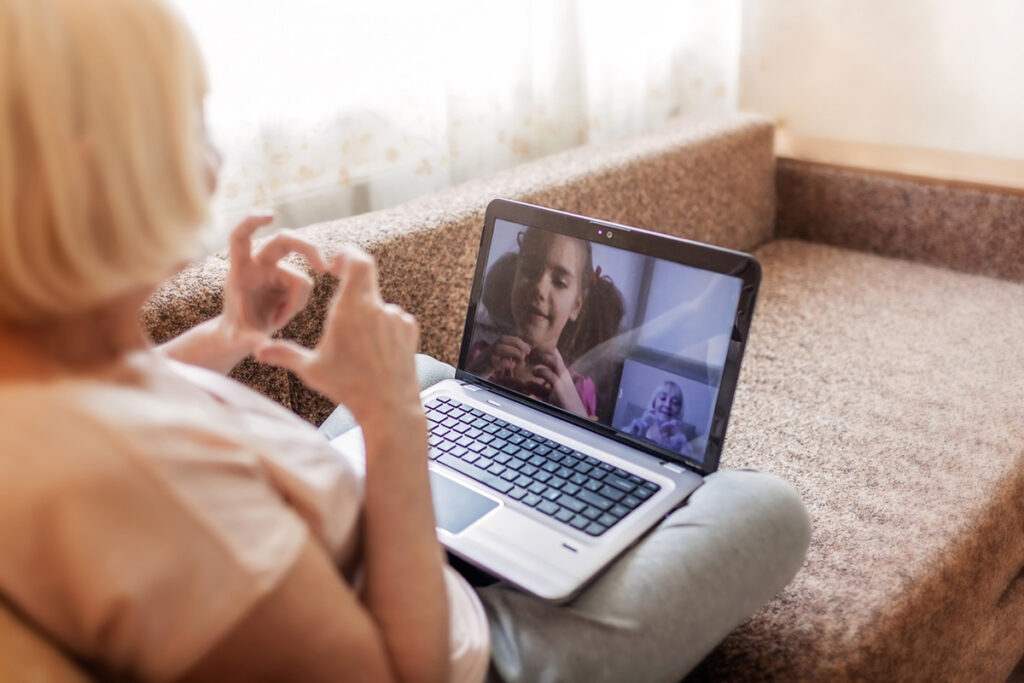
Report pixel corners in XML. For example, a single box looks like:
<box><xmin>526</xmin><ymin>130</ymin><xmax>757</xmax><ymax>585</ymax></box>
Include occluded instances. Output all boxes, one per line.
<box><xmin>469</xmin><ymin>336</ymin><xmax>530</xmax><ymax>377</ymax></box>
<box><xmin>219</xmin><ymin>213</ymin><xmax>330</xmax><ymax>353</ymax></box>
<box><xmin>254</xmin><ymin>247</ymin><xmax>422</xmax><ymax>428</ymax></box>
<box><xmin>530</xmin><ymin>347</ymin><xmax>588</xmax><ymax>417</ymax></box>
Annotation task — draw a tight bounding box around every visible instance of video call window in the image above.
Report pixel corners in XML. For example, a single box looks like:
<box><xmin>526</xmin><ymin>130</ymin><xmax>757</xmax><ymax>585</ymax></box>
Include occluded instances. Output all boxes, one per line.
<box><xmin>463</xmin><ymin>219</ymin><xmax>742</xmax><ymax>465</ymax></box>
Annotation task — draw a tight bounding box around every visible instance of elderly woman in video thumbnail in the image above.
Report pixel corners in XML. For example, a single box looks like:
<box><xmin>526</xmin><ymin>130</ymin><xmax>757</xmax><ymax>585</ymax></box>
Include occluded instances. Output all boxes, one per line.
<box><xmin>624</xmin><ymin>381</ymin><xmax>694</xmax><ymax>457</ymax></box>
<box><xmin>468</xmin><ymin>227</ymin><xmax>624</xmax><ymax>420</ymax></box>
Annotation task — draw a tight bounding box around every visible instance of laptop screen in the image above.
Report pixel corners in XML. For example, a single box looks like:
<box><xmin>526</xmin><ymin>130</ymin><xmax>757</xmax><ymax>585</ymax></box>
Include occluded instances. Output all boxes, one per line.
<box><xmin>460</xmin><ymin>216</ymin><xmax>745</xmax><ymax>468</ymax></box>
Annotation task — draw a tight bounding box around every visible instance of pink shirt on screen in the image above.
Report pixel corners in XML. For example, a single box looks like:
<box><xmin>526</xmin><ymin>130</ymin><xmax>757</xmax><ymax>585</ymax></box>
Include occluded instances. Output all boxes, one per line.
<box><xmin>0</xmin><ymin>350</ymin><xmax>489</xmax><ymax>682</ymax></box>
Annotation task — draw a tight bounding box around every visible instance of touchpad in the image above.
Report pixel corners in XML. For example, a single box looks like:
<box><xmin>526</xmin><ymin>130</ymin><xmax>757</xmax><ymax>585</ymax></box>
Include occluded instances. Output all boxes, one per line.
<box><xmin>430</xmin><ymin>471</ymin><xmax>500</xmax><ymax>535</ymax></box>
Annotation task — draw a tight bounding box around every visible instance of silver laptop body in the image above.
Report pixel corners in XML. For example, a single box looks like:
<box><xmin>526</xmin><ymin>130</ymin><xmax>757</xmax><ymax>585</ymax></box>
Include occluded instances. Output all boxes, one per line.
<box><xmin>332</xmin><ymin>199</ymin><xmax>760</xmax><ymax>603</ymax></box>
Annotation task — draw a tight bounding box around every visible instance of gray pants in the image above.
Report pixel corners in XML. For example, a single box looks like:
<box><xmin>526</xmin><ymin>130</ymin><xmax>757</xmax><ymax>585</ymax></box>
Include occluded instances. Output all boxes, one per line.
<box><xmin>320</xmin><ymin>356</ymin><xmax>810</xmax><ymax>683</ymax></box>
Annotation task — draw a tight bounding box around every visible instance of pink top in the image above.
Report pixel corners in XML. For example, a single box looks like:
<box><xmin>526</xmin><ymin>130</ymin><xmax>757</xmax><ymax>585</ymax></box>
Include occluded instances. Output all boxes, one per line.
<box><xmin>0</xmin><ymin>350</ymin><xmax>489</xmax><ymax>682</ymax></box>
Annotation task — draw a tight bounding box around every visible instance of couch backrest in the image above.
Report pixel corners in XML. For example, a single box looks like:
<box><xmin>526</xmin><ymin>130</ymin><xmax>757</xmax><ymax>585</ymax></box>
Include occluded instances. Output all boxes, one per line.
<box><xmin>143</xmin><ymin>113</ymin><xmax>776</xmax><ymax>425</ymax></box>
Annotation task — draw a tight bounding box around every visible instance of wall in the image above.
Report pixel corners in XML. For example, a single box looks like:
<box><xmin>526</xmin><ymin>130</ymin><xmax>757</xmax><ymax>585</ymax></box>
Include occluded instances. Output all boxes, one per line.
<box><xmin>740</xmin><ymin>0</ymin><xmax>1024</xmax><ymax>162</ymax></box>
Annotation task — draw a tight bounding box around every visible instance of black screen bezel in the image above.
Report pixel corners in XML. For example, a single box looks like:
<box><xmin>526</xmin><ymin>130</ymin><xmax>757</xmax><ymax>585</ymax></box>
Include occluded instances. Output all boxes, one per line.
<box><xmin>456</xmin><ymin>199</ymin><xmax>760</xmax><ymax>475</ymax></box>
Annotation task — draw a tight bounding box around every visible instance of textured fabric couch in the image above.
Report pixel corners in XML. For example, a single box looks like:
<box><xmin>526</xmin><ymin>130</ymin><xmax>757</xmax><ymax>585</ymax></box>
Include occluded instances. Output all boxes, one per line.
<box><xmin>4</xmin><ymin>113</ymin><xmax>1024</xmax><ymax>681</ymax></box>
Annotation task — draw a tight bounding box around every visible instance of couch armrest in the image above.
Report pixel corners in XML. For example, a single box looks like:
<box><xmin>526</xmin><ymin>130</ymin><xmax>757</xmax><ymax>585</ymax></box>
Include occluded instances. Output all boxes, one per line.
<box><xmin>776</xmin><ymin>158</ymin><xmax>1024</xmax><ymax>283</ymax></box>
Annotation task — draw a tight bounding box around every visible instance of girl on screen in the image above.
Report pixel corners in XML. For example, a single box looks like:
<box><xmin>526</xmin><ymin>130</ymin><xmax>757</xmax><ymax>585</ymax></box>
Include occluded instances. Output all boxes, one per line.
<box><xmin>468</xmin><ymin>227</ymin><xmax>623</xmax><ymax>419</ymax></box>
<box><xmin>624</xmin><ymin>380</ymin><xmax>694</xmax><ymax>456</ymax></box>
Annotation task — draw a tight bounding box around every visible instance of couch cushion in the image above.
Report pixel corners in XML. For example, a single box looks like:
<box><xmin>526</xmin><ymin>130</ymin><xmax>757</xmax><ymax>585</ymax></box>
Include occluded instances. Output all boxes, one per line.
<box><xmin>690</xmin><ymin>239</ymin><xmax>1024</xmax><ymax>681</ymax></box>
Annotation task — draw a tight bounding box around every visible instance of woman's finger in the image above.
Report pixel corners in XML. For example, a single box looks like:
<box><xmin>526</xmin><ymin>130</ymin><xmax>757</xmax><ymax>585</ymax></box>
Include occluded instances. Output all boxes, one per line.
<box><xmin>254</xmin><ymin>339</ymin><xmax>314</xmax><ymax>375</ymax></box>
<box><xmin>271</xmin><ymin>270</ymin><xmax>314</xmax><ymax>329</ymax></box>
<box><xmin>254</xmin><ymin>230</ymin><xmax>329</xmax><ymax>271</ymax></box>
<box><xmin>229</xmin><ymin>212</ymin><xmax>275</xmax><ymax>265</ymax></box>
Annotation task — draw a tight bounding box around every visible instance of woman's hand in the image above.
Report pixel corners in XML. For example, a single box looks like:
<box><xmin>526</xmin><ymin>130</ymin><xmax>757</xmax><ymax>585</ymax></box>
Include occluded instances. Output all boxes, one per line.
<box><xmin>530</xmin><ymin>346</ymin><xmax>588</xmax><ymax>417</ymax></box>
<box><xmin>255</xmin><ymin>247</ymin><xmax>421</xmax><ymax>428</ymax></box>
<box><xmin>468</xmin><ymin>335</ymin><xmax>531</xmax><ymax>377</ymax></box>
<box><xmin>157</xmin><ymin>214</ymin><xmax>330</xmax><ymax>374</ymax></box>
<box><xmin>219</xmin><ymin>213</ymin><xmax>329</xmax><ymax>351</ymax></box>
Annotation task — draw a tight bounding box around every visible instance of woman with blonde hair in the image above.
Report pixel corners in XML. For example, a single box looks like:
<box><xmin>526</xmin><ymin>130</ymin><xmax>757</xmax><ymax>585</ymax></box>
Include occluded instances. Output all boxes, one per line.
<box><xmin>0</xmin><ymin>0</ymin><xmax>810</xmax><ymax>681</ymax></box>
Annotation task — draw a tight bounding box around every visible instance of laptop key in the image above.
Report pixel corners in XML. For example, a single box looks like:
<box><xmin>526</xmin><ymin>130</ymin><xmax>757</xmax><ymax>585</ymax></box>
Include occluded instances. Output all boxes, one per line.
<box><xmin>598</xmin><ymin>513</ymin><xmax>618</xmax><ymax>527</ymax></box>
<box><xmin>555</xmin><ymin>509</ymin><xmax>574</xmax><ymax>523</ymax></box>
<box><xmin>609</xmin><ymin>503</ymin><xmax>630</xmax><ymax>519</ymax></box>
<box><xmin>508</xmin><ymin>487</ymin><xmax>528</xmax><ymax>500</ymax></box>
<box><xmin>548</xmin><ymin>477</ymin><xmax>566</xmax><ymax>489</ymax></box>
<box><xmin>633</xmin><ymin>487</ymin><xmax>655</xmax><ymax>501</ymax></box>
<box><xmin>493</xmin><ymin>452</ymin><xmax>512</xmax><ymax>463</ymax></box>
<box><xmin>500</xmin><ymin>469</ymin><xmax>518</xmax><ymax>481</ymax></box>
<box><xmin>584</xmin><ymin>522</ymin><xmax>607</xmax><ymax>537</ymax></box>
<box><xmin>537</xmin><ymin>500</ymin><xmax>560</xmax><ymax>516</ymax></box>
<box><xmin>582</xmin><ymin>506</ymin><xmax>601</xmax><ymax>520</ymax></box>
<box><xmin>621</xmin><ymin>494</ymin><xmax>642</xmax><ymax>509</ymax></box>
<box><xmin>604</xmin><ymin>474</ymin><xmax>636</xmax><ymax>493</ymax></box>
<box><xmin>528</xmin><ymin>482</ymin><xmax>546</xmax><ymax>495</ymax></box>
<box><xmin>562</xmin><ymin>483</ymin><xmax>581</xmax><ymax>496</ymax></box>
<box><xmin>542</xmin><ymin>488</ymin><xmax>561</xmax><ymax>501</ymax></box>
<box><xmin>522</xmin><ymin>493</ymin><xmax>542</xmax><ymax>507</ymax></box>
<box><xmin>570</xmin><ymin>515</ymin><xmax>590</xmax><ymax>530</ymax></box>
<box><xmin>583</xmin><ymin>480</ymin><xmax>603</xmax><ymax>493</ymax></box>
<box><xmin>576</xmin><ymin>489</ymin><xmax>613</xmax><ymax>511</ymax></box>
<box><xmin>438</xmin><ymin>454</ymin><xmax>514</xmax><ymax>494</ymax></box>
<box><xmin>598</xmin><ymin>485</ymin><xmax>625</xmax><ymax>502</ymax></box>
<box><xmin>557</xmin><ymin>495</ymin><xmax>586</xmax><ymax>513</ymax></box>
<box><xmin>514</xmin><ymin>474</ymin><xmax>532</xmax><ymax>488</ymax></box>
<box><xmin>542</xmin><ymin>461</ymin><xmax>559</xmax><ymax>473</ymax></box>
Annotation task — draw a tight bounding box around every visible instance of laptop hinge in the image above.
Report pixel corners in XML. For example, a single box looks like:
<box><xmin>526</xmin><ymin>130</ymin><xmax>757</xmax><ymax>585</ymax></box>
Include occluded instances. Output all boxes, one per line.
<box><xmin>661</xmin><ymin>461</ymin><xmax>687</xmax><ymax>474</ymax></box>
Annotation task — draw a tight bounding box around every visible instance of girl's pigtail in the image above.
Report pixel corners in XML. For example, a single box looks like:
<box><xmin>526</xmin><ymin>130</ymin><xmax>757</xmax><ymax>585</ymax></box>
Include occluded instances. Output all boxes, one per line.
<box><xmin>562</xmin><ymin>275</ymin><xmax>624</xmax><ymax>364</ymax></box>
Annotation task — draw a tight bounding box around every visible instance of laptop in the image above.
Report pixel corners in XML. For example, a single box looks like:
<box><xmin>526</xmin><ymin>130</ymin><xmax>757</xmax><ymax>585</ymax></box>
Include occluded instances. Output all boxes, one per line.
<box><xmin>331</xmin><ymin>199</ymin><xmax>760</xmax><ymax>602</ymax></box>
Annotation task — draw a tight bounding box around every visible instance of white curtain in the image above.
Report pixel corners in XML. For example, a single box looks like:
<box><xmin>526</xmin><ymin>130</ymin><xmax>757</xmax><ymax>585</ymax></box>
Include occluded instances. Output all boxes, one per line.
<box><xmin>172</xmin><ymin>0</ymin><xmax>740</xmax><ymax>236</ymax></box>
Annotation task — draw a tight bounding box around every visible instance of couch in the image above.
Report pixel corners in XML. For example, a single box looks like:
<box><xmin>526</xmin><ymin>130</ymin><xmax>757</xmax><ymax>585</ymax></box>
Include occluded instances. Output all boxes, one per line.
<box><xmin>4</xmin><ymin>113</ymin><xmax>1024</xmax><ymax>681</ymax></box>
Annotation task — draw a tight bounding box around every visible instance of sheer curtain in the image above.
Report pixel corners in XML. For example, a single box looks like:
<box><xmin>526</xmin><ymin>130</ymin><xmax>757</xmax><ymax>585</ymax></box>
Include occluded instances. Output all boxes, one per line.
<box><xmin>172</xmin><ymin>0</ymin><xmax>740</xmax><ymax>235</ymax></box>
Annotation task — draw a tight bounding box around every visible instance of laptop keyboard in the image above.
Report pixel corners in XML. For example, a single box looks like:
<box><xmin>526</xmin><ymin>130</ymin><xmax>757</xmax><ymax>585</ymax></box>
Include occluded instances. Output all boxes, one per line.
<box><xmin>425</xmin><ymin>396</ymin><xmax>660</xmax><ymax>537</ymax></box>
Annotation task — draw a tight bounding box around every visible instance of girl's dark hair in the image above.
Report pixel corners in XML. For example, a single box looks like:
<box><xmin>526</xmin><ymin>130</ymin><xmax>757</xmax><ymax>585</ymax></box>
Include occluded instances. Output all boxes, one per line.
<box><xmin>482</xmin><ymin>227</ymin><xmax>624</xmax><ymax>365</ymax></box>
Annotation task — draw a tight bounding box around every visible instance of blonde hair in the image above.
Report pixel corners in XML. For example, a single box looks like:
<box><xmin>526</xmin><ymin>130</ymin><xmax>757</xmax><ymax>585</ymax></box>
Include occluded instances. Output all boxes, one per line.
<box><xmin>0</xmin><ymin>0</ymin><xmax>209</xmax><ymax>322</ymax></box>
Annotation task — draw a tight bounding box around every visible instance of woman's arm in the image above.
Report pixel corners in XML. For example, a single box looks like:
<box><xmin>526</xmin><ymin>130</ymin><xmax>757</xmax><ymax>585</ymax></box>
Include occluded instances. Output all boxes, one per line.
<box><xmin>256</xmin><ymin>247</ymin><xmax>449</xmax><ymax>683</ymax></box>
<box><xmin>179</xmin><ymin>539</ymin><xmax>398</xmax><ymax>682</ymax></box>
<box><xmin>158</xmin><ymin>214</ymin><xmax>329</xmax><ymax>374</ymax></box>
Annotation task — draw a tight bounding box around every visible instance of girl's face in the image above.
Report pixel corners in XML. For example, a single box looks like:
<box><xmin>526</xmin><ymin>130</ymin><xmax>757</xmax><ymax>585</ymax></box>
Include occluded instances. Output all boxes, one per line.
<box><xmin>652</xmin><ymin>384</ymin><xmax>683</xmax><ymax>420</ymax></box>
<box><xmin>511</xmin><ymin>234</ymin><xmax>585</xmax><ymax>349</ymax></box>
